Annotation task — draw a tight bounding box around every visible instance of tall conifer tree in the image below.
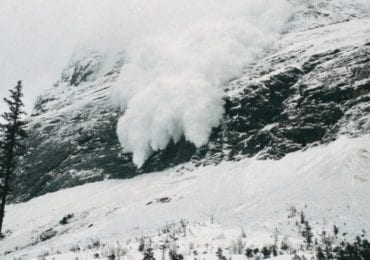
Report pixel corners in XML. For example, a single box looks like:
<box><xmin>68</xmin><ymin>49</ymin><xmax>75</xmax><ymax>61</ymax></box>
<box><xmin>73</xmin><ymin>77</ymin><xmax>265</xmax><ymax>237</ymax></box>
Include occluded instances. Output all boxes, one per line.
<box><xmin>0</xmin><ymin>81</ymin><xmax>27</xmax><ymax>235</ymax></box>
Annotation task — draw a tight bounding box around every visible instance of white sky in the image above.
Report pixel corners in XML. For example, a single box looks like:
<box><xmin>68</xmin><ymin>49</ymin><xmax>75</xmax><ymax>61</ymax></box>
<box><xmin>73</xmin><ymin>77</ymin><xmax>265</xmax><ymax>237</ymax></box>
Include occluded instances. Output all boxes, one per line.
<box><xmin>0</xmin><ymin>0</ymin><xmax>127</xmax><ymax>113</ymax></box>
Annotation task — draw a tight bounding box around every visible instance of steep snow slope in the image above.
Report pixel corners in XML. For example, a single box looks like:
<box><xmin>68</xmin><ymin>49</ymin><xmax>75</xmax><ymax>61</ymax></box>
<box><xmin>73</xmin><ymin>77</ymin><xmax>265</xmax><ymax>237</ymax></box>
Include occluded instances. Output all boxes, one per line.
<box><xmin>2</xmin><ymin>135</ymin><xmax>370</xmax><ymax>259</ymax></box>
<box><xmin>11</xmin><ymin>0</ymin><xmax>370</xmax><ymax>202</ymax></box>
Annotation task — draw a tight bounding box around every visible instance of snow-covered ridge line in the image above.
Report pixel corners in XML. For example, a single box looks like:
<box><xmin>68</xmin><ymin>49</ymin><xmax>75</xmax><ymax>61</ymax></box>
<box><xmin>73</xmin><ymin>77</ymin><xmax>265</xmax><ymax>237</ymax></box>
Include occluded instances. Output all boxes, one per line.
<box><xmin>10</xmin><ymin>0</ymin><xmax>370</xmax><ymax>202</ymax></box>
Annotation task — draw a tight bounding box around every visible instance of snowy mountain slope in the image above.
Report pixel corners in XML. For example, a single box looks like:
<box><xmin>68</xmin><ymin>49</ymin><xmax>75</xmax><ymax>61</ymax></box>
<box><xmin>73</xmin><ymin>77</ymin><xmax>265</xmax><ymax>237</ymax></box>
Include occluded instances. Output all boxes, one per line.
<box><xmin>10</xmin><ymin>0</ymin><xmax>370</xmax><ymax>202</ymax></box>
<box><xmin>11</xmin><ymin>52</ymin><xmax>138</xmax><ymax>202</ymax></box>
<box><xmin>1</xmin><ymin>0</ymin><xmax>369</xmax><ymax>259</ymax></box>
<box><xmin>212</xmin><ymin>17</ymin><xmax>370</xmax><ymax>160</ymax></box>
<box><xmin>1</xmin><ymin>135</ymin><xmax>370</xmax><ymax>259</ymax></box>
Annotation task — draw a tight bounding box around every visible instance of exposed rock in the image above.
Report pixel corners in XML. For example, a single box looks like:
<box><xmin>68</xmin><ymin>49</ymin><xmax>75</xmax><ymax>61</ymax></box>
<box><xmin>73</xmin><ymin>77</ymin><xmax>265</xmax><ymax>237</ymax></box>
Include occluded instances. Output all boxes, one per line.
<box><xmin>157</xmin><ymin>197</ymin><xmax>171</xmax><ymax>204</ymax></box>
<box><xmin>11</xmin><ymin>2</ymin><xmax>370</xmax><ymax>202</ymax></box>
<box><xmin>39</xmin><ymin>228</ymin><xmax>57</xmax><ymax>242</ymax></box>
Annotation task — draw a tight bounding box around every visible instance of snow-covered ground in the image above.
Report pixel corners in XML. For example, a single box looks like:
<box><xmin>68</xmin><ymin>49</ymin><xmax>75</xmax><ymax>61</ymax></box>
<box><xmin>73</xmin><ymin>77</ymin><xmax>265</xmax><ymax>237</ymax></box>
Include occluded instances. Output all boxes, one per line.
<box><xmin>1</xmin><ymin>135</ymin><xmax>369</xmax><ymax>259</ymax></box>
<box><xmin>1</xmin><ymin>1</ymin><xmax>369</xmax><ymax>259</ymax></box>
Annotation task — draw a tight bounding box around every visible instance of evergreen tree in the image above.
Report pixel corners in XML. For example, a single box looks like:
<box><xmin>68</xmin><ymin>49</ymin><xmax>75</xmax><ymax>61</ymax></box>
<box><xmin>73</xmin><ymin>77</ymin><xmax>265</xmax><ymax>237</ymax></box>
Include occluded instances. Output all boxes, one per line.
<box><xmin>245</xmin><ymin>248</ymin><xmax>254</xmax><ymax>258</ymax></box>
<box><xmin>321</xmin><ymin>230</ymin><xmax>333</xmax><ymax>259</ymax></box>
<box><xmin>216</xmin><ymin>247</ymin><xmax>227</xmax><ymax>260</ymax></box>
<box><xmin>0</xmin><ymin>81</ymin><xmax>27</xmax><ymax>236</ymax></box>
<box><xmin>261</xmin><ymin>246</ymin><xmax>271</xmax><ymax>259</ymax></box>
<box><xmin>300</xmin><ymin>211</ymin><xmax>306</xmax><ymax>224</ymax></box>
<box><xmin>333</xmin><ymin>225</ymin><xmax>339</xmax><ymax>238</ymax></box>
<box><xmin>143</xmin><ymin>247</ymin><xmax>156</xmax><ymax>260</ymax></box>
<box><xmin>302</xmin><ymin>221</ymin><xmax>313</xmax><ymax>249</ymax></box>
<box><xmin>169</xmin><ymin>249</ymin><xmax>184</xmax><ymax>260</ymax></box>
<box><xmin>316</xmin><ymin>246</ymin><xmax>325</xmax><ymax>260</ymax></box>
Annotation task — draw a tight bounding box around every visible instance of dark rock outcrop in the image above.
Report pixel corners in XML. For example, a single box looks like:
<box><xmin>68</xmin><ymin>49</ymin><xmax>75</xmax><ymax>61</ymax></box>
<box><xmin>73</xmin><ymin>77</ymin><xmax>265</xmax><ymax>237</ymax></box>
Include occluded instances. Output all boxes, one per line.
<box><xmin>11</xmin><ymin>4</ymin><xmax>370</xmax><ymax>202</ymax></box>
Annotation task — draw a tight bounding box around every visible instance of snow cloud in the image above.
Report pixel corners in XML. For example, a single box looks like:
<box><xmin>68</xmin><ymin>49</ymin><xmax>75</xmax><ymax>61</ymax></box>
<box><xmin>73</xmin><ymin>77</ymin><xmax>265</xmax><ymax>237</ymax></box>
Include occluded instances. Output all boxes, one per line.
<box><xmin>113</xmin><ymin>0</ymin><xmax>293</xmax><ymax>167</ymax></box>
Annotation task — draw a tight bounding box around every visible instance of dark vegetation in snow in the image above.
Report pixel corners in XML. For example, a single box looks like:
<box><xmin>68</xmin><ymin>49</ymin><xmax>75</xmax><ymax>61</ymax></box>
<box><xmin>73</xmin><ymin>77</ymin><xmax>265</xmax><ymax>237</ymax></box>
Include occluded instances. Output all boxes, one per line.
<box><xmin>135</xmin><ymin>210</ymin><xmax>370</xmax><ymax>260</ymax></box>
<box><xmin>23</xmin><ymin>209</ymin><xmax>367</xmax><ymax>260</ymax></box>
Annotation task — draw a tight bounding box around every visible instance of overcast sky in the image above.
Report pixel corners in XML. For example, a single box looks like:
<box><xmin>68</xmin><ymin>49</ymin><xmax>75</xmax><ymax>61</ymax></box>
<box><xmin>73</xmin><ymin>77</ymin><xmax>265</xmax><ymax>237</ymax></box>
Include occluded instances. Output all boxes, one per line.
<box><xmin>0</xmin><ymin>0</ymin><xmax>128</xmax><ymax>113</ymax></box>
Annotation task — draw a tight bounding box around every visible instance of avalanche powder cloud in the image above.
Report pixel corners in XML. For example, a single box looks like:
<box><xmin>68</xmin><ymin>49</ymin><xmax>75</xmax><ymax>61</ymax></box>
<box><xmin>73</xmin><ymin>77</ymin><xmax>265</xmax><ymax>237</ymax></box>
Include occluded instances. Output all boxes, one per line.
<box><xmin>113</xmin><ymin>0</ymin><xmax>293</xmax><ymax>167</ymax></box>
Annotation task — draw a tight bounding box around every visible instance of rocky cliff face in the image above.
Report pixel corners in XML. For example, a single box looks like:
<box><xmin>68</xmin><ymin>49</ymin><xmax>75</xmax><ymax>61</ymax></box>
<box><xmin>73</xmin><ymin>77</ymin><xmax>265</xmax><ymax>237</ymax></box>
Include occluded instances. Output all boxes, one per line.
<box><xmin>12</xmin><ymin>1</ymin><xmax>370</xmax><ymax>201</ymax></box>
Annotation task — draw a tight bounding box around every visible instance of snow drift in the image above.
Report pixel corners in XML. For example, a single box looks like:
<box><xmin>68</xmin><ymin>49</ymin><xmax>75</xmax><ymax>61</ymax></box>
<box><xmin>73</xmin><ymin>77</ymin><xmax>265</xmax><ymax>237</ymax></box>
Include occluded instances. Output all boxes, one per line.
<box><xmin>113</xmin><ymin>0</ymin><xmax>293</xmax><ymax>167</ymax></box>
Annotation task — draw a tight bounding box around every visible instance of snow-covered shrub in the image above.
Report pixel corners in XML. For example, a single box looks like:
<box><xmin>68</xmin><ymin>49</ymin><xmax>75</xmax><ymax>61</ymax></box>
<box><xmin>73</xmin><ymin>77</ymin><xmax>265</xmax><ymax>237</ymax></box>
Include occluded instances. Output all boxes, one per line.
<box><xmin>59</xmin><ymin>213</ymin><xmax>74</xmax><ymax>225</ymax></box>
<box><xmin>216</xmin><ymin>247</ymin><xmax>227</xmax><ymax>260</ymax></box>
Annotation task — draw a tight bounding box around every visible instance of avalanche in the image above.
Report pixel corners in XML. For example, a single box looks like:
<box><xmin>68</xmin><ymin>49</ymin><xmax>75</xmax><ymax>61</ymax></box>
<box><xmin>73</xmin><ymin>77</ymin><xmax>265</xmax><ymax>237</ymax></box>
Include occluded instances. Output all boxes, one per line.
<box><xmin>113</xmin><ymin>0</ymin><xmax>293</xmax><ymax>167</ymax></box>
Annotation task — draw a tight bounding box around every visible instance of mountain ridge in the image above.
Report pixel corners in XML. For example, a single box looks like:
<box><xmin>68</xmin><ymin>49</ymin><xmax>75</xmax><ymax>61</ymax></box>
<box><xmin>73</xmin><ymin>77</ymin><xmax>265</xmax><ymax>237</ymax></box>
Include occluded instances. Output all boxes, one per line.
<box><xmin>11</xmin><ymin>0</ymin><xmax>370</xmax><ymax>202</ymax></box>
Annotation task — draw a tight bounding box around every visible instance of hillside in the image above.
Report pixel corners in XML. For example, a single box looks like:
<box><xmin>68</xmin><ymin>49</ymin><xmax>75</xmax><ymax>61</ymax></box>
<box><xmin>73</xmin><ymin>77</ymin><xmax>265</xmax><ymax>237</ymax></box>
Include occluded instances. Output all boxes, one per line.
<box><xmin>0</xmin><ymin>0</ymin><xmax>369</xmax><ymax>259</ymax></box>
<box><xmin>2</xmin><ymin>135</ymin><xmax>370</xmax><ymax>259</ymax></box>
<box><xmin>11</xmin><ymin>0</ymin><xmax>370</xmax><ymax>202</ymax></box>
